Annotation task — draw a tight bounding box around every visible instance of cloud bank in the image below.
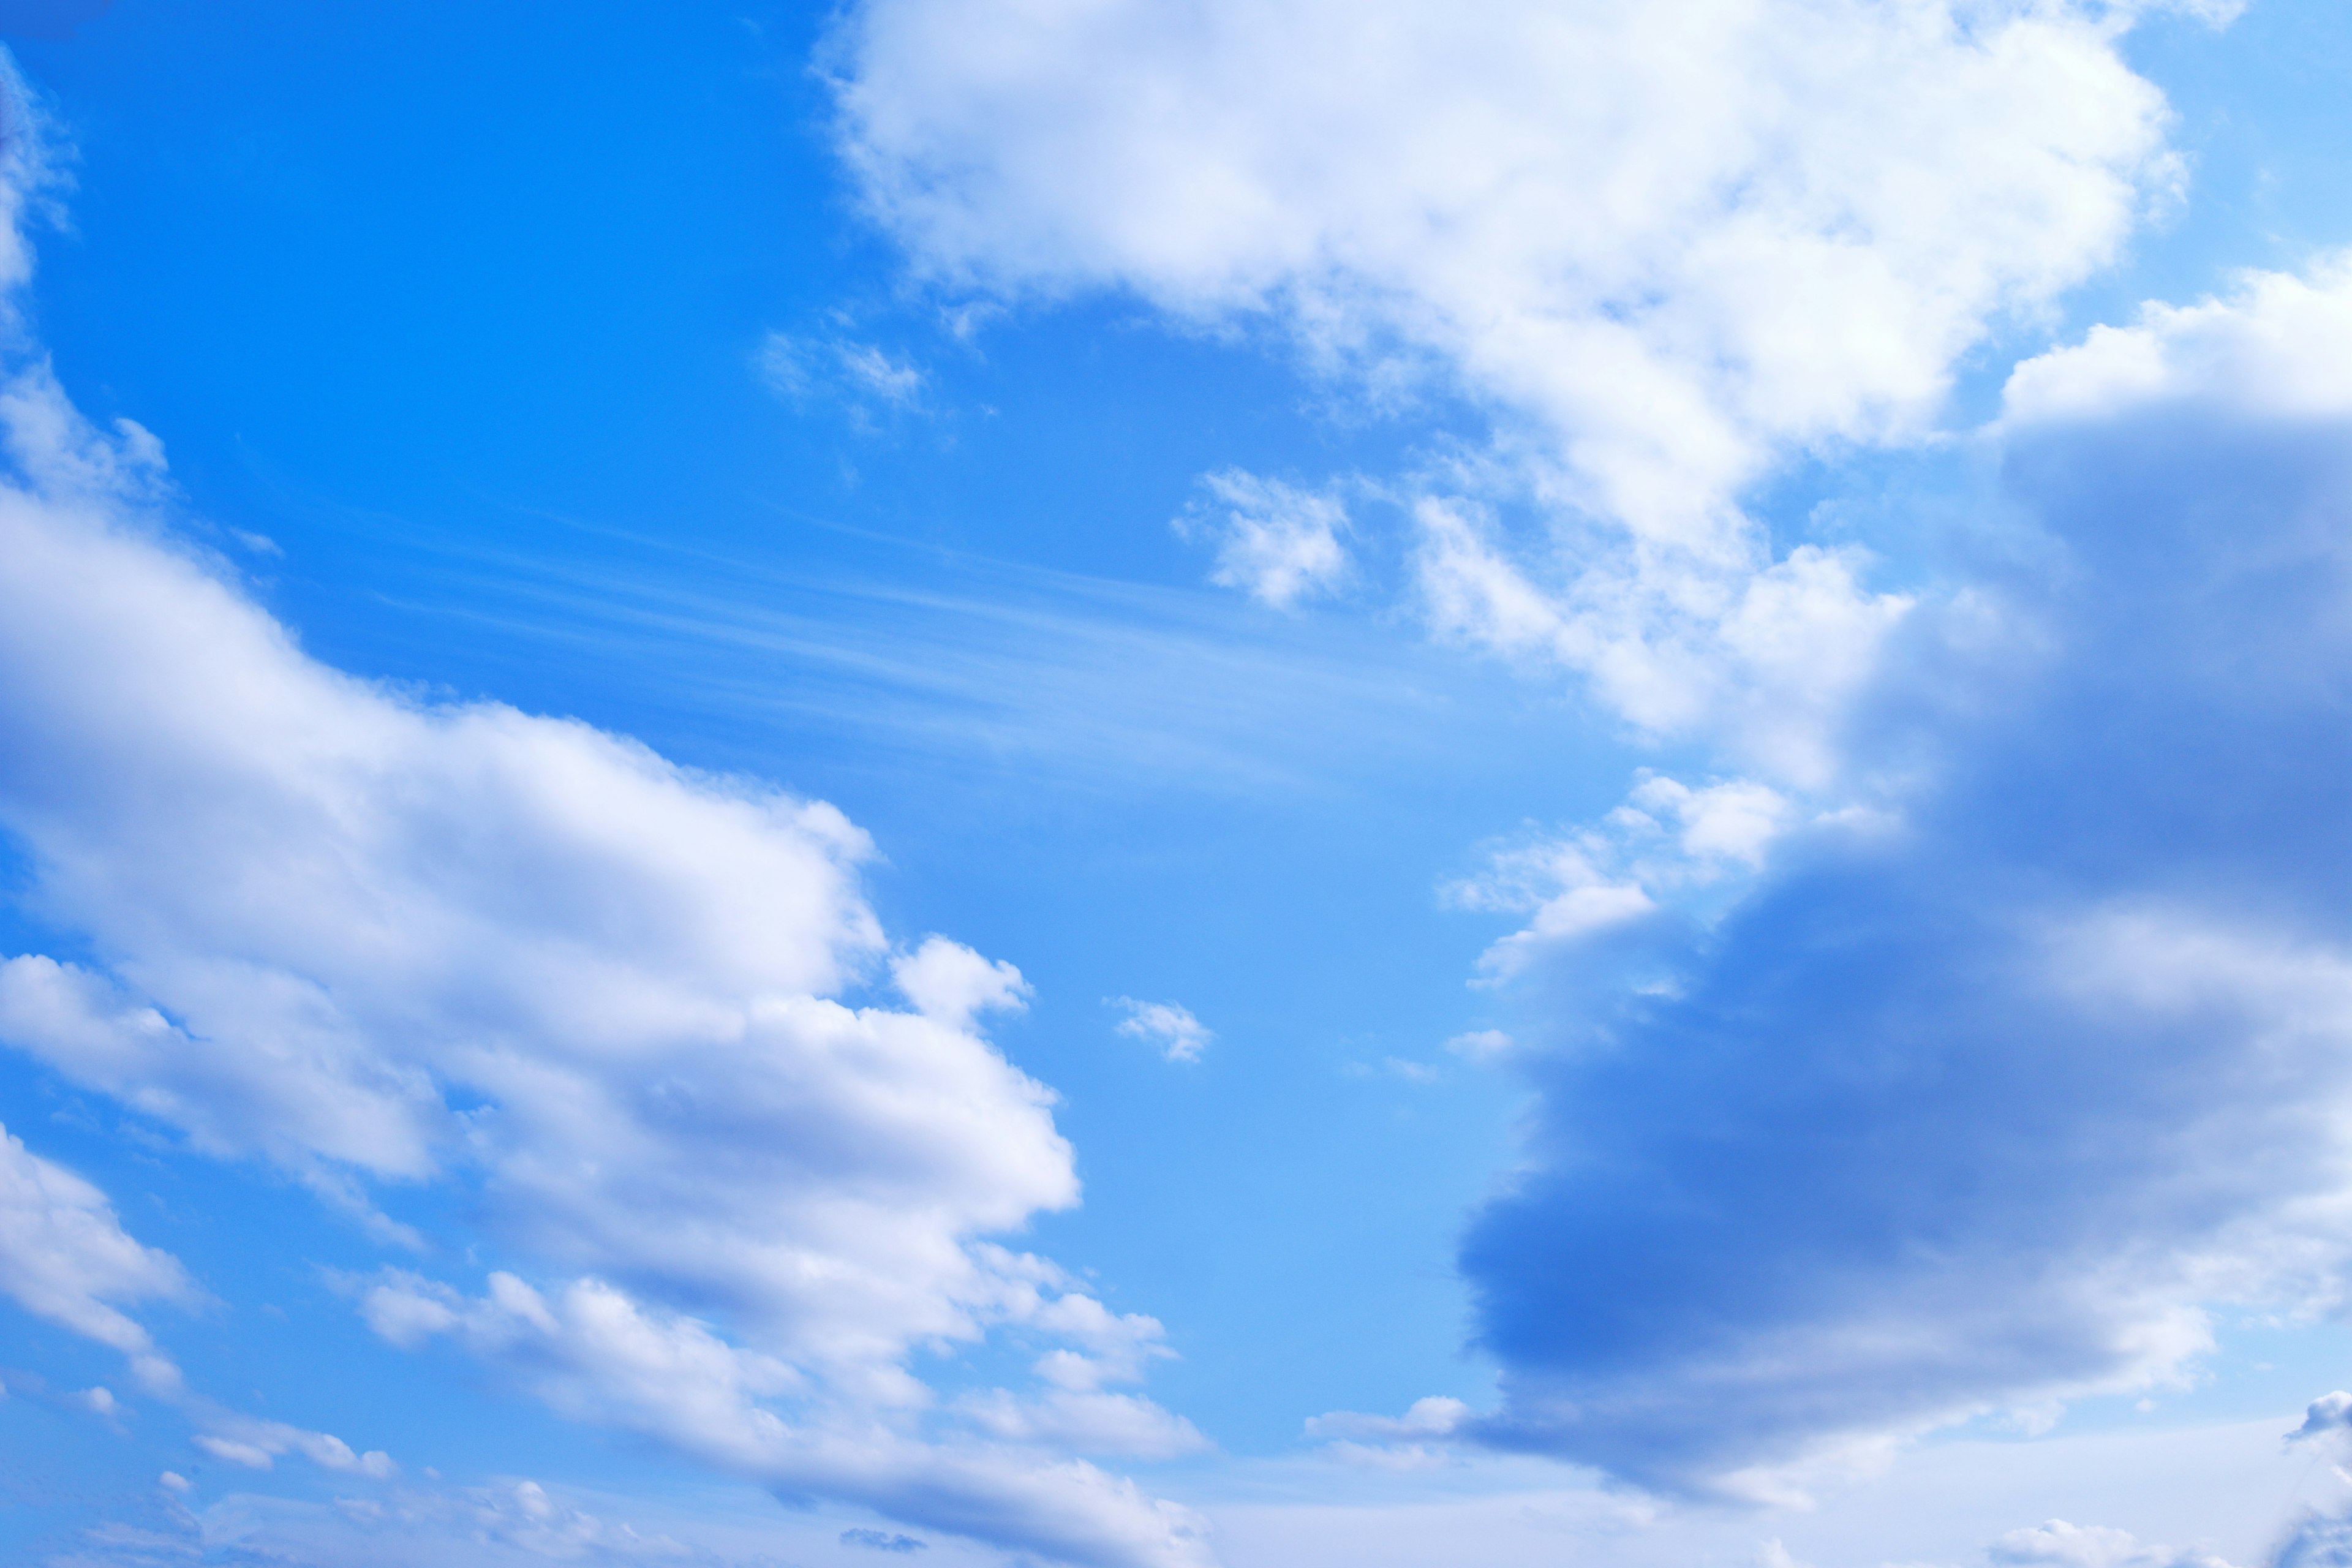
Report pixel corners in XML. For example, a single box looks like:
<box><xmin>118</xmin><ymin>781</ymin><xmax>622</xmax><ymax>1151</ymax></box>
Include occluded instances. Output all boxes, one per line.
<box><xmin>1455</xmin><ymin>258</ymin><xmax>2352</xmax><ymax>1494</ymax></box>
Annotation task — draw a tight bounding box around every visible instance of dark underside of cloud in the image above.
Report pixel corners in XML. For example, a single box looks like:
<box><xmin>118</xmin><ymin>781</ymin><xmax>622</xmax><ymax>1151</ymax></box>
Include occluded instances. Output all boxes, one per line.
<box><xmin>1460</xmin><ymin>410</ymin><xmax>2352</xmax><ymax>1491</ymax></box>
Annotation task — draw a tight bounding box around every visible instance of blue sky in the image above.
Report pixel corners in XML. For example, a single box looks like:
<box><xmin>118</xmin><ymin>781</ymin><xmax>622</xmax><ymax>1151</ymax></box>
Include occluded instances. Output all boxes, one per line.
<box><xmin>6</xmin><ymin>2</ymin><xmax>2352</xmax><ymax>1565</ymax></box>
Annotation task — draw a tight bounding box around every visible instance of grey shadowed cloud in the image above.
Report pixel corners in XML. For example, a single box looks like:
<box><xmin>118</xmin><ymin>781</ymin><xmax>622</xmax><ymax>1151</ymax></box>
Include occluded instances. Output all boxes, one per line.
<box><xmin>1458</xmin><ymin>274</ymin><xmax>2352</xmax><ymax>1496</ymax></box>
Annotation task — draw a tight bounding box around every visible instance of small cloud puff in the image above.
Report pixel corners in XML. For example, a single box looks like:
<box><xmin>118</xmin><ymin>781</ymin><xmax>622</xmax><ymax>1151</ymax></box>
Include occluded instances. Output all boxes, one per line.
<box><xmin>1175</xmin><ymin>469</ymin><xmax>1351</xmax><ymax>609</ymax></box>
<box><xmin>843</xmin><ymin>1527</ymin><xmax>929</xmax><ymax>1553</ymax></box>
<box><xmin>1110</xmin><ymin>998</ymin><xmax>1213</xmax><ymax>1063</ymax></box>
<box><xmin>892</xmin><ymin>936</ymin><xmax>1031</xmax><ymax>1028</ymax></box>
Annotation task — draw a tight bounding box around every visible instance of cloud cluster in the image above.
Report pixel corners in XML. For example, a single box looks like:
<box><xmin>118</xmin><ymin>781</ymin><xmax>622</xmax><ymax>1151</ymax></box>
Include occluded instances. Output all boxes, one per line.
<box><xmin>832</xmin><ymin>0</ymin><xmax>2203</xmax><ymax>766</ymax></box>
<box><xmin>0</xmin><ymin>132</ymin><xmax>1202</xmax><ymax>1568</ymax></box>
<box><xmin>359</xmin><ymin>1267</ymin><xmax>1210</xmax><ymax>1561</ymax></box>
<box><xmin>1453</xmin><ymin>257</ymin><xmax>2352</xmax><ymax>1494</ymax></box>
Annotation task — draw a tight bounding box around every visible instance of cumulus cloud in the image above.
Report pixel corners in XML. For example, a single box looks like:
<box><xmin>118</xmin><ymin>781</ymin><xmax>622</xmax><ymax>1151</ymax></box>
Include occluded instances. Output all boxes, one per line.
<box><xmin>0</xmin><ymin>99</ymin><xmax>1199</xmax><ymax>1568</ymax></box>
<box><xmin>2293</xmin><ymin>1392</ymin><xmax>2352</xmax><ymax>1444</ymax></box>
<box><xmin>1110</xmin><ymin>999</ymin><xmax>1212</xmax><ymax>1064</ymax></box>
<box><xmin>1456</xmin><ymin>258</ymin><xmax>2352</xmax><ymax>1494</ymax></box>
<box><xmin>831</xmin><ymin>0</ymin><xmax>2203</xmax><ymax>769</ymax></box>
<box><xmin>1174</xmin><ymin>470</ymin><xmax>1350</xmax><ymax>608</ymax></box>
<box><xmin>2003</xmin><ymin>254</ymin><xmax>2352</xmax><ymax>427</ymax></box>
<box><xmin>0</xmin><ymin>1121</ymin><xmax>189</xmax><ymax>1391</ymax></box>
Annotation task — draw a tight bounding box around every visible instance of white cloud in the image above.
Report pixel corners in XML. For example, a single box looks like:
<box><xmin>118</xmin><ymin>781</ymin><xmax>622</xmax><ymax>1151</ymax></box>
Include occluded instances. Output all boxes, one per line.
<box><xmin>1110</xmin><ymin>998</ymin><xmax>1212</xmax><ymax>1063</ymax></box>
<box><xmin>0</xmin><ymin>123</ymin><xmax>1199</xmax><ymax>1568</ymax></box>
<box><xmin>1447</xmin><ymin>771</ymin><xmax>1799</xmax><ymax>981</ymax></box>
<box><xmin>358</xmin><ymin>1269</ymin><xmax>1215</xmax><ymax>1565</ymax></box>
<box><xmin>0</xmin><ymin>1121</ymin><xmax>190</xmax><ymax>1392</ymax></box>
<box><xmin>192</xmin><ymin>1413</ymin><xmax>395</xmax><ymax>1478</ymax></box>
<box><xmin>957</xmin><ymin>1388</ymin><xmax>1209</xmax><ymax>1460</ymax></box>
<box><xmin>831</xmin><ymin>0</ymin><xmax>2201</xmax><ymax>772</ymax></box>
<box><xmin>2003</xmin><ymin>253</ymin><xmax>2352</xmax><ymax>426</ymax></box>
<box><xmin>1305</xmin><ymin>1396</ymin><xmax>1468</xmax><ymax>1444</ymax></box>
<box><xmin>893</xmin><ymin>936</ymin><xmax>1032</xmax><ymax>1030</ymax></box>
<box><xmin>1175</xmin><ymin>470</ymin><xmax>1349</xmax><ymax>608</ymax></box>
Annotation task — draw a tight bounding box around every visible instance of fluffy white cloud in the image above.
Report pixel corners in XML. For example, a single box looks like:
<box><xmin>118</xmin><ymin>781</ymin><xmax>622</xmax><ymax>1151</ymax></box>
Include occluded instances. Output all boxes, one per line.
<box><xmin>1110</xmin><ymin>998</ymin><xmax>1212</xmax><ymax>1063</ymax></box>
<box><xmin>359</xmin><ymin>1268</ymin><xmax>1213</xmax><ymax>1565</ymax></box>
<box><xmin>1174</xmin><ymin>470</ymin><xmax>1350</xmax><ymax>608</ymax></box>
<box><xmin>2003</xmin><ymin>253</ymin><xmax>2352</xmax><ymax>426</ymax></box>
<box><xmin>1453</xmin><ymin>260</ymin><xmax>2352</xmax><ymax>1494</ymax></box>
<box><xmin>831</xmin><ymin>0</ymin><xmax>2201</xmax><ymax>770</ymax></box>
<box><xmin>0</xmin><ymin>130</ymin><xmax>1198</xmax><ymax>1568</ymax></box>
<box><xmin>0</xmin><ymin>1121</ymin><xmax>189</xmax><ymax>1390</ymax></box>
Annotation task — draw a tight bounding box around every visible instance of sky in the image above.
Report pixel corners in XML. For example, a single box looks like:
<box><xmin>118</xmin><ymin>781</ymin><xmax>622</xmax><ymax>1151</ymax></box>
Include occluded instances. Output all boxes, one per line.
<box><xmin>6</xmin><ymin>1</ymin><xmax>2352</xmax><ymax>1564</ymax></box>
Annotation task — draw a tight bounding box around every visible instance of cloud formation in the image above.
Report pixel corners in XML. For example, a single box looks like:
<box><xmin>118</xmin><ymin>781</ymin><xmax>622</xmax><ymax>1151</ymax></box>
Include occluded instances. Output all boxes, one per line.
<box><xmin>0</xmin><ymin>104</ymin><xmax>1203</xmax><ymax>1568</ymax></box>
<box><xmin>832</xmin><ymin>0</ymin><xmax>2203</xmax><ymax>768</ymax></box>
<box><xmin>1174</xmin><ymin>470</ymin><xmax>1350</xmax><ymax>608</ymax></box>
<box><xmin>1450</xmin><ymin>256</ymin><xmax>2352</xmax><ymax>1494</ymax></box>
<box><xmin>0</xmin><ymin>1120</ymin><xmax>189</xmax><ymax>1390</ymax></box>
